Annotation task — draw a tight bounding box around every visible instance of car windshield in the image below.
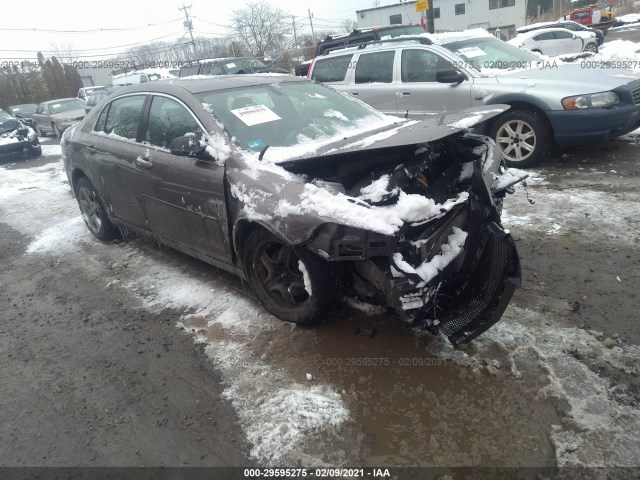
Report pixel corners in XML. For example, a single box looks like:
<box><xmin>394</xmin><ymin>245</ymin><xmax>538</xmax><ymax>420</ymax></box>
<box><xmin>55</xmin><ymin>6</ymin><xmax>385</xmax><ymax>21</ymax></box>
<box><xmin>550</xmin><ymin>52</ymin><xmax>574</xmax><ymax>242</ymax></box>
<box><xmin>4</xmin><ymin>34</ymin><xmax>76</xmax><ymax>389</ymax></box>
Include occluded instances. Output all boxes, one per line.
<box><xmin>224</xmin><ymin>57</ymin><xmax>267</xmax><ymax>74</ymax></box>
<box><xmin>49</xmin><ymin>99</ymin><xmax>85</xmax><ymax>114</ymax></box>
<box><xmin>197</xmin><ymin>81</ymin><xmax>388</xmax><ymax>151</ymax></box>
<box><xmin>442</xmin><ymin>37</ymin><xmax>540</xmax><ymax>70</ymax></box>
<box><xmin>10</xmin><ymin>104</ymin><xmax>37</xmax><ymax>114</ymax></box>
<box><xmin>0</xmin><ymin>109</ymin><xmax>20</xmax><ymax>133</ymax></box>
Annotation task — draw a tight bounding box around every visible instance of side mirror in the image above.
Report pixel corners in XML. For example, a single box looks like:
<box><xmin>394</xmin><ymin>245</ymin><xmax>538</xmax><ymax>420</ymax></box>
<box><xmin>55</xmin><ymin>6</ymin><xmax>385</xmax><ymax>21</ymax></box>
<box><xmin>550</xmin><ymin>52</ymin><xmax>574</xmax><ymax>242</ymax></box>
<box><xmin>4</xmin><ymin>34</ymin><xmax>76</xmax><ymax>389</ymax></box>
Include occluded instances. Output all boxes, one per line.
<box><xmin>169</xmin><ymin>135</ymin><xmax>205</xmax><ymax>156</ymax></box>
<box><xmin>436</xmin><ymin>69</ymin><xmax>467</xmax><ymax>84</ymax></box>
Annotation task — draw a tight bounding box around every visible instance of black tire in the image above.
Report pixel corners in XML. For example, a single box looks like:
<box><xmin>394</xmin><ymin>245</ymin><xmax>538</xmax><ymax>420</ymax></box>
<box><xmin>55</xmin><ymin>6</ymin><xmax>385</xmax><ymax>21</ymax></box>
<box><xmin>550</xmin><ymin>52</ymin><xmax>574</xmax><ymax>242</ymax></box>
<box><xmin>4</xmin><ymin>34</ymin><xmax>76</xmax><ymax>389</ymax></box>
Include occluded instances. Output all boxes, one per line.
<box><xmin>28</xmin><ymin>144</ymin><xmax>42</xmax><ymax>158</ymax></box>
<box><xmin>584</xmin><ymin>42</ymin><xmax>598</xmax><ymax>53</ymax></box>
<box><xmin>52</xmin><ymin>123</ymin><xmax>62</xmax><ymax>140</ymax></box>
<box><xmin>36</xmin><ymin>124</ymin><xmax>46</xmax><ymax>138</ymax></box>
<box><xmin>243</xmin><ymin>228</ymin><xmax>338</xmax><ymax>325</ymax></box>
<box><xmin>489</xmin><ymin>109</ymin><xmax>550</xmax><ymax>168</ymax></box>
<box><xmin>75</xmin><ymin>177</ymin><xmax>118</xmax><ymax>241</ymax></box>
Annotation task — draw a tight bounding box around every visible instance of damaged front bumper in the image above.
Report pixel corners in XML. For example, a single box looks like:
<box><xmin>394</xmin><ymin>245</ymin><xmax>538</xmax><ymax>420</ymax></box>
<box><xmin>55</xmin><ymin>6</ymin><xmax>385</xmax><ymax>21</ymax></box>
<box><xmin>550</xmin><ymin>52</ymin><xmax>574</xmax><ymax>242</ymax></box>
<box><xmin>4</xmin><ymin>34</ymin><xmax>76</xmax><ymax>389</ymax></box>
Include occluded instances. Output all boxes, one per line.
<box><xmin>306</xmin><ymin>133</ymin><xmax>524</xmax><ymax>345</ymax></box>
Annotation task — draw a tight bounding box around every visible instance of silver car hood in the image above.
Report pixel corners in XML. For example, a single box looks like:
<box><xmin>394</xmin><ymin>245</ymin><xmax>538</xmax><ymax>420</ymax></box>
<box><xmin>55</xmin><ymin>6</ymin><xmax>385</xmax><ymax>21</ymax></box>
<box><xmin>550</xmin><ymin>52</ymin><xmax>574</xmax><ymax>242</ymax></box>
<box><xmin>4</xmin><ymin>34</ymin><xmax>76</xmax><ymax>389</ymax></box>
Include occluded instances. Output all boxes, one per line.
<box><xmin>51</xmin><ymin>108</ymin><xmax>86</xmax><ymax>121</ymax></box>
<box><xmin>493</xmin><ymin>63</ymin><xmax>640</xmax><ymax>91</ymax></box>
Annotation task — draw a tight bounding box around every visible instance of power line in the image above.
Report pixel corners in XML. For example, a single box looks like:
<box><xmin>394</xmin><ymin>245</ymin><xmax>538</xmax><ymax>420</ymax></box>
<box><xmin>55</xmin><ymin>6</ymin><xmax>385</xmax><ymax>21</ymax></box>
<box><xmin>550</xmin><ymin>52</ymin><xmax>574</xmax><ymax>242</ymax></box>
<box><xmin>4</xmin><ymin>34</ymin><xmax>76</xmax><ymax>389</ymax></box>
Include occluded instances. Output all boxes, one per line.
<box><xmin>0</xmin><ymin>32</ymin><xmax>186</xmax><ymax>55</ymax></box>
<box><xmin>0</xmin><ymin>18</ymin><xmax>183</xmax><ymax>34</ymax></box>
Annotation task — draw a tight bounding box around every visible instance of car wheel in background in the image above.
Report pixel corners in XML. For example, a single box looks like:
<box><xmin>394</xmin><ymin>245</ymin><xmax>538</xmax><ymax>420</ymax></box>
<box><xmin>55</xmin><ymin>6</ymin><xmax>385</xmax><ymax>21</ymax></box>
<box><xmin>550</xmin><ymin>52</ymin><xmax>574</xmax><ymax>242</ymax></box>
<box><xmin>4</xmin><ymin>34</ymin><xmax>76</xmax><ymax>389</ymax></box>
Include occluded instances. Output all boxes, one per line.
<box><xmin>36</xmin><ymin>124</ymin><xmax>46</xmax><ymax>137</ymax></box>
<box><xmin>489</xmin><ymin>109</ymin><xmax>549</xmax><ymax>168</ymax></box>
<box><xmin>75</xmin><ymin>177</ymin><xmax>119</xmax><ymax>241</ymax></box>
<box><xmin>243</xmin><ymin>228</ymin><xmax>338</xmax><ymax>325</ymax></box>
<box><xmin>584</xmin><ymin>42</ymin><xmax>598</xmax><ymax>53</ymax></box>
<box><xmin>28</xmin><ymin>144</ymin><xmax>42</xmax><ymax>158</ymax></box>
<box><xmin>52</xmin><ymin>124</ymin><xmax>62</xmax><ymax>140</ymax></box>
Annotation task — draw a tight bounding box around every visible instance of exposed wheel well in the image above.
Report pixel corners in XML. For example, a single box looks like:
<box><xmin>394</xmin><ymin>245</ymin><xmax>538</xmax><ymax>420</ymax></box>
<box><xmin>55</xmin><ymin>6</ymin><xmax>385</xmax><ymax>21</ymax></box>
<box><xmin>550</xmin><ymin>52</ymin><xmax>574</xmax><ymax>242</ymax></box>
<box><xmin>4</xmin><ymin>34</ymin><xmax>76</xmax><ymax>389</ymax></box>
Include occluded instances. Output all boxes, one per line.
<box><xmin>70</xmin><ymin>169</ymin><xmax>89</xmax><ymax>195</ymax></box>
<box><xmin>233</xmin><ymin>220</ymin><xmax>263</xmax><ymax>270</ymax></box>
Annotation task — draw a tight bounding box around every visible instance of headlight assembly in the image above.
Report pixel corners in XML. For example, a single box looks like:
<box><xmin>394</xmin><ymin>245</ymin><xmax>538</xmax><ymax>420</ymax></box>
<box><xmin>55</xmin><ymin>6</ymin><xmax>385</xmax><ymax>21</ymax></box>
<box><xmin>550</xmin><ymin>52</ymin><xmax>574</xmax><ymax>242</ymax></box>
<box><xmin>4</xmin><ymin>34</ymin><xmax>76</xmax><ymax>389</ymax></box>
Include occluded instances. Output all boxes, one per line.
<box><xmin>561</xmin><ymin>91</ymin><xmax>619</xmax><ymax>110</ymax></box>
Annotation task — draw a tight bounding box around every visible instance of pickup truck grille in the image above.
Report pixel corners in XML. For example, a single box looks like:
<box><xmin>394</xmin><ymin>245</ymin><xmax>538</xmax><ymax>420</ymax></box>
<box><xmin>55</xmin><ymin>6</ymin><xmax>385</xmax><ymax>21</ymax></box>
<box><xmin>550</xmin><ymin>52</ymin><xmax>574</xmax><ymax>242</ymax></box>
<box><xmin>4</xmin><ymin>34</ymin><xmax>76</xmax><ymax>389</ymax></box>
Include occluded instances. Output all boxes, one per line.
<box><xmin>633</xmin><ymin>87</ymin><xmax>640</xmax><ymax>105</ymax></box>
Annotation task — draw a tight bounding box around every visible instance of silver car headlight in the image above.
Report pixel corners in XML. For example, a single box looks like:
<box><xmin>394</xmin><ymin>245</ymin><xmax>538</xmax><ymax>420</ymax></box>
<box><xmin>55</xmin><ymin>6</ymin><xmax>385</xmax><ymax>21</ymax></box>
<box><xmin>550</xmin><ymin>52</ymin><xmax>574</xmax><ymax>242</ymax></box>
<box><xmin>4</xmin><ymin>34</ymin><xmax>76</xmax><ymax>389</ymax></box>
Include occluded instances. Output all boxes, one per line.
<box><xmin>561</xmin><ymin>91</ymin><xmax>619</xmax><ymax>110</ymax></box>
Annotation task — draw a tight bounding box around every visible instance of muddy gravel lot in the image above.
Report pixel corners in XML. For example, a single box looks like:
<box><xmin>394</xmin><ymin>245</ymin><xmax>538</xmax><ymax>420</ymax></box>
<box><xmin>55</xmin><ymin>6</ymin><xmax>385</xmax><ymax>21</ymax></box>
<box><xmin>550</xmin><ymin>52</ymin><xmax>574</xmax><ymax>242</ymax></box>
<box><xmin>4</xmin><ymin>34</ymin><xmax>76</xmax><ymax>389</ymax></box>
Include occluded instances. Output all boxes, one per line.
<box><xmin>1</xmin><ymin>133</ymin><xmax>639</xmax><ymax>478</ymax></box>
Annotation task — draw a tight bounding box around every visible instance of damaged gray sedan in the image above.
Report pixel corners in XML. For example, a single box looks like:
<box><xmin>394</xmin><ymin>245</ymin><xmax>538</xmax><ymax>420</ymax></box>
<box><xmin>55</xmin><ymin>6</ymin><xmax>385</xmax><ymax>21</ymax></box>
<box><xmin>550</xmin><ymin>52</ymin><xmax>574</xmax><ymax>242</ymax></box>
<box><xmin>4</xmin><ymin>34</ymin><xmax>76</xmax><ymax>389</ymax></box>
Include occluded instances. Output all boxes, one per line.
<box><xmin>62</xmin><ymin>75</ymin><xmax>524</xmax><ymax>344</ymax></box>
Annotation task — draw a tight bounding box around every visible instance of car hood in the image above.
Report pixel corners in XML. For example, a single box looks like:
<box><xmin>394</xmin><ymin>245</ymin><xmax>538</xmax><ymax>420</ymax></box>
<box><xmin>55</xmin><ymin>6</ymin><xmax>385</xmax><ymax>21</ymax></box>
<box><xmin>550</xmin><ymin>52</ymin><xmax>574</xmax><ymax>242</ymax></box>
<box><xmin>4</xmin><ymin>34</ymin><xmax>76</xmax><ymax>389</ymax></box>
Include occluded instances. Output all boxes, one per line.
<box><xmin>276</xmin><ymin>105</ymin><xmax>509</xmax><ymax>166</ymax></box>
<box><xmin>51</xmin><ymin>108</ymin><xmax>86</xmax><ymax>121</ymax></box>
<box><xmin>492</xmin><ymin>63</ymin><xmax>640</xmax><ymax>91</ymax></box>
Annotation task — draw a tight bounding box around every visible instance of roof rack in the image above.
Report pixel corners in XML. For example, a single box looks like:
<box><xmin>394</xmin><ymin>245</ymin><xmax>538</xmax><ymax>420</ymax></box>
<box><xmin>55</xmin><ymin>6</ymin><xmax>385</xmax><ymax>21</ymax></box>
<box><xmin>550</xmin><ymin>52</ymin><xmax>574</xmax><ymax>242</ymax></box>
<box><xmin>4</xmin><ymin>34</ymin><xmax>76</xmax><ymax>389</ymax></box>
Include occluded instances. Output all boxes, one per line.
<box><xmin>359</xmin><ymin>36</ymin><xmax>433</xmax><ymax>48</ymax></box>
<box><xmin>320</xmin><ymin>36</ymin><xmax>433</xmax><ymax>56</ymax></box>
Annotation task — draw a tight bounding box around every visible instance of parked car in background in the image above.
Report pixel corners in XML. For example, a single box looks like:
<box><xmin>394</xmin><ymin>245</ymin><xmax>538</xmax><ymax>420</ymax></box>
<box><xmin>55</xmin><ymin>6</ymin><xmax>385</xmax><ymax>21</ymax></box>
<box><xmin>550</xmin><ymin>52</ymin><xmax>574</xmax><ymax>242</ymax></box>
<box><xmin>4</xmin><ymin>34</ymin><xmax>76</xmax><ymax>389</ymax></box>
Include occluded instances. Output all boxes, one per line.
<box><xmin>7</xmin><ymin>103</ymin><xmax>38</xmax><ymax>129</ymax></box>
<box><xmin>112</xmin><ymin>71</ymin><xmax>162</xmax><ymax>86</ymax></box>
<box><xmin>78</xmin><ymin>86</ymin><xmax>108</xmax><ymax>101</ymax></box>
<box><xmin>178</xmin><ymin>56</ymin><xmax>288</xmax><ymax>77</ymax></box>
<box><xmin>84</xmin><ymin>87</ymin><xmax>120</xmax><ymax>113</ymax></box>
<box><xmin>32</xmin><ymin>98</ymin><xmax>86</xmax><ymax>139</ymax></box>
<box><xmin>308</xmin><ymin>34</ymin><xmax>640</xmax><ymax>167</ymax></box>
<box><xmin>507</xmin><ymin>27</ymin><xmax>598</xmax><ymax>55</ymax></box>
<box><xmin>516</xmin><ymin>20</ymin><xmax>604</xmax><ymax>46</ymax></box>
<box><xmin>61</xmin><ymin>75</ymin><xmax>525</xmax><ymax>345</ymax></box>
<box><xmin>0</xmin><ymin>109</ymin><xmax>42</xmax><ymax>159</ymax></box>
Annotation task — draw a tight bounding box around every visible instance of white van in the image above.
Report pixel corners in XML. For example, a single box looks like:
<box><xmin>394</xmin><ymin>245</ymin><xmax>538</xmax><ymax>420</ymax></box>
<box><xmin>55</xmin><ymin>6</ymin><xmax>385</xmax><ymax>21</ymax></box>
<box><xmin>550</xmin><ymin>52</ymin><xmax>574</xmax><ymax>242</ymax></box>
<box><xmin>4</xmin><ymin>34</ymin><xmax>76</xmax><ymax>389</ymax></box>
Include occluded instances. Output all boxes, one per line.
<box><xmin>112</xmin><ymin>72</ymin><xmax>162</xmax><ymax>86</ymax></box>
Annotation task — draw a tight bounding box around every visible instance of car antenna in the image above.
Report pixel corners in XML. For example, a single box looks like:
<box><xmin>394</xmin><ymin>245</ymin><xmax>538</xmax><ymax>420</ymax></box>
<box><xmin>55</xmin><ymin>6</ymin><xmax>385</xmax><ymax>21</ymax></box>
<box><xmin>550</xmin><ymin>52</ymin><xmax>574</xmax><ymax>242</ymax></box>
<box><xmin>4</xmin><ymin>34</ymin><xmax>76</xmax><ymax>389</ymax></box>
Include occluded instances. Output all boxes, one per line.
<box><xmin>259</xmin><ymin>145</ymin><xmax>270</xmax><ymax>161</ymax></box>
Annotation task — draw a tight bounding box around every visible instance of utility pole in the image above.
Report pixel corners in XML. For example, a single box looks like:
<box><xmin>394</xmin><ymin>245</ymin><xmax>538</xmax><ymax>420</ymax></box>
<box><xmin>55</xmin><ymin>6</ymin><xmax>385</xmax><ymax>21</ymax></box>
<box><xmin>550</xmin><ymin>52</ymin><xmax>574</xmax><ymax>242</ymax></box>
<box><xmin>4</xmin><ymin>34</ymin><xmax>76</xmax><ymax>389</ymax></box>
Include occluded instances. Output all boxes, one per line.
<box><xmin>291</xmin><ymin>16</ymin><xmax>298</xmax><ymax>48</ymax></box>
<box><xmin>179</xmin><ymin>4</ymin><xmax>197</xmax><ymax>55</ymax></box>
<box><xmin>308</xmin><ymin>9</ymin><xmax>316</xmax><ymax>41</ymax></box>
<box><xmin>426</xmin><ymin>0</ymin><xmax>434</xmax><ymax>34</ymax></box>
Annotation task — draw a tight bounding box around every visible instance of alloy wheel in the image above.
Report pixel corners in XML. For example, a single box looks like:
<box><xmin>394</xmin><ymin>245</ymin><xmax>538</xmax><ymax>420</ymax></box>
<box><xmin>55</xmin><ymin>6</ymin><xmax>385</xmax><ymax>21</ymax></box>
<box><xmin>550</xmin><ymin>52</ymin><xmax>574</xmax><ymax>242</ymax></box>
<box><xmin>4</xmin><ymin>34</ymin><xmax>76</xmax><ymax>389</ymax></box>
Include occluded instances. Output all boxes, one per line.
<box><xmin>78</xmin><ymin>185</ymin><xmax>103</xmax><ymax>235</ymax></box>
<box><xmin>495</xmin><ymin>120</ymin><xmax>537</xmax><ymax>163</ymax></box>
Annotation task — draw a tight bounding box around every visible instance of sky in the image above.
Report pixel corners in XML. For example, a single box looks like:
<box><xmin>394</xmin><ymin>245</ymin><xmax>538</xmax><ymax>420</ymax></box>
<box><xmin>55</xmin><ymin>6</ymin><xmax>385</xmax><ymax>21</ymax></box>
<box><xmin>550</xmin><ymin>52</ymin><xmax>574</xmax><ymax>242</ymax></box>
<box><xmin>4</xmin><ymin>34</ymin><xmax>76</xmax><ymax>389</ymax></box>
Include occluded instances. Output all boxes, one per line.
<box><xmin>0</xmin><ymin>0</ymin><xmax>382</xmax><ymax>61</ymax></box>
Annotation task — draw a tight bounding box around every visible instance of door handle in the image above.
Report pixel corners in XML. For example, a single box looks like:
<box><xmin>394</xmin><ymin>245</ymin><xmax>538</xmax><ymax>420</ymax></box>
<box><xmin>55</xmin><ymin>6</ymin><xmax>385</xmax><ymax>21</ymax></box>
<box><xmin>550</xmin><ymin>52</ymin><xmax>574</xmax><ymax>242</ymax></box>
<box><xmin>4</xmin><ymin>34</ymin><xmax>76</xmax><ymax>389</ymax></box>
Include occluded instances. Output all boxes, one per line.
<box><xmin>351</xmin><ymin>92</ymin><xmax>359</xmax><ymax>96</ymax></box>
<box><xmin>134</xmin><ymin>156</ymin><xmax>153</xmax><ymax>169</ymax></box>
<box><xmin>401</xmin><ymin>91</ymin><xmax>411</xmax><ymax>96</ymax></box>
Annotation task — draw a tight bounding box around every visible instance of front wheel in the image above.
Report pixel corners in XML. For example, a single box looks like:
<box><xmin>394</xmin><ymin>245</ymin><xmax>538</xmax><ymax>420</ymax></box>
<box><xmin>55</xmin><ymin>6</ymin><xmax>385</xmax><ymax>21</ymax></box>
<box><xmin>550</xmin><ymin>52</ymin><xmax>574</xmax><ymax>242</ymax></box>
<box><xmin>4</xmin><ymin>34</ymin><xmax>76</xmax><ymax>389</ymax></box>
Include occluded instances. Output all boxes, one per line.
<box><xmin>489</xmin><ymin>109</ymin><xmax>549</xmax><ymax>168</ymax></box>
<box><xmin>75</xmin><ymin>177</ymin><xmax>118</xmax><ymax>241</ymax></box>
<box><xmin>243</xmin><ymin>228</ymin><xmax>338</xmax><ymax>325</ymax></box>
<box><xmin>28</xmin><ymin>144</ymin><xmax>42</xmax><ymax>158</ymax></box>
<box><xmin>583</xmin><ymin>42</ymin><xmax>598</xmax><ymax>53</ymax></box>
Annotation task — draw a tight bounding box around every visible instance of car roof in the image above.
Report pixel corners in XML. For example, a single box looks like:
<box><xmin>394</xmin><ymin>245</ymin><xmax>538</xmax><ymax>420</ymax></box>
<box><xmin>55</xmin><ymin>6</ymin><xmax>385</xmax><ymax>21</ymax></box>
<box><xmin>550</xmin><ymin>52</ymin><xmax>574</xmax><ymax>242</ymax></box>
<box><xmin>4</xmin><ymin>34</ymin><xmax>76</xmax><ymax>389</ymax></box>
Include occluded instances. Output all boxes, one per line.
<box><xmin>109</xmin><ymin>74</ymin><xmax>304</xmax><ymax>96</ymax></box>
<box><xmin>44</xmin><ymin>98</ymin><xmax>80</xmax><ymax>104</ymax></box>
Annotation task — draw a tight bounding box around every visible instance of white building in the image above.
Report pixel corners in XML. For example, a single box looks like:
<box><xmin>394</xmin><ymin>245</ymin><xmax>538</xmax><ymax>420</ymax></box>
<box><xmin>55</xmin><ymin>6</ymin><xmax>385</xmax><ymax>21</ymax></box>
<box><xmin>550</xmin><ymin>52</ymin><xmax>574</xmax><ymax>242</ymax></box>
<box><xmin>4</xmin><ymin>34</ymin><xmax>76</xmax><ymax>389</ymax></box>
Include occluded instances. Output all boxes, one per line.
<box><xmin>355</xmin><ymin>0</ymin><xmax>527</xmax><ymax>39</ymax></box>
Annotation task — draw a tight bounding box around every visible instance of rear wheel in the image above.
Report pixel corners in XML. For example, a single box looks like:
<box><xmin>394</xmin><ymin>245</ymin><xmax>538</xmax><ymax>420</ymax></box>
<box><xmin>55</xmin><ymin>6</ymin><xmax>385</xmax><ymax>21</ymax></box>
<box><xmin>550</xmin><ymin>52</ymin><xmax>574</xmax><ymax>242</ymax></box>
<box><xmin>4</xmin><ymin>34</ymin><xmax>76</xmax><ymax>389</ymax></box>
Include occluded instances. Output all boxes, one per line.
<box><xmin>489</xmin><ymin>109</ymin><xmax>549</xmax><ymax>168</ymax></box>
<box><xmin>243</xmin><ymin>228</ymin><xmax>338</xmax><ymax>325</ymax></box>
<box><xmin>36</xmin><ymin>124</ymin><xmax>46</xmax><ymax>138</ymax></box>
<box><xmin>75</xmin><ymin>177</ymin><xmax>118</xmax><ymax>241</ymax></box>
<box><xmin>52</xmin><ymin>123</ymin><xmax>62</xmax><ymax>140</ymax></box>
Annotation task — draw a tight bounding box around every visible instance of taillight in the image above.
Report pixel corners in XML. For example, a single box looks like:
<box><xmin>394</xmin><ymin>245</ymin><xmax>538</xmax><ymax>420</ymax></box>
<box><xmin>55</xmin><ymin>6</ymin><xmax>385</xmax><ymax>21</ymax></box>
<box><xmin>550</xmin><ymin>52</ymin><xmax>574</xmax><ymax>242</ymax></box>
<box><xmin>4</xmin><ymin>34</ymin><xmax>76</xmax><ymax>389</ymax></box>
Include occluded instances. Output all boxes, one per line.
<box><xmin>306</xmin><ymin>57</ymin><xmax>316</xmax><ymax>79</ymax></box>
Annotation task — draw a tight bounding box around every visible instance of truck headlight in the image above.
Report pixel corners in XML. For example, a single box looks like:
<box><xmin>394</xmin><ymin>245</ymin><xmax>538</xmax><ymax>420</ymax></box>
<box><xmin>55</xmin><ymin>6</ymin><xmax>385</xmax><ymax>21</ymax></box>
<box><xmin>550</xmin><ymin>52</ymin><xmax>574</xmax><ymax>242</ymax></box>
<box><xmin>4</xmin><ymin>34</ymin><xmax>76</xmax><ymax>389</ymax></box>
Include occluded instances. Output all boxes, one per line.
<box><xmin>562</xmin><ymin>91</ymin><xmax>619</xmax><ymax>110</ymax></box>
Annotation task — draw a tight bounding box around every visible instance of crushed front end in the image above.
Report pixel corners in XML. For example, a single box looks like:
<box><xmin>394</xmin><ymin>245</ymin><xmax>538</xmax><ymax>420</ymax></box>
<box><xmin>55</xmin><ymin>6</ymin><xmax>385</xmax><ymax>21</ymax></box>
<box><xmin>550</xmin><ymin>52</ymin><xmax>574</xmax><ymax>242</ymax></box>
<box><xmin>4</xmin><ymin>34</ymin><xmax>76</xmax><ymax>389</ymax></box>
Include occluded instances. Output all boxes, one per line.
<box><xmin>305</xmin><ymin>132</ymin><xmax>523</xmax><ymax>345</ymax></box>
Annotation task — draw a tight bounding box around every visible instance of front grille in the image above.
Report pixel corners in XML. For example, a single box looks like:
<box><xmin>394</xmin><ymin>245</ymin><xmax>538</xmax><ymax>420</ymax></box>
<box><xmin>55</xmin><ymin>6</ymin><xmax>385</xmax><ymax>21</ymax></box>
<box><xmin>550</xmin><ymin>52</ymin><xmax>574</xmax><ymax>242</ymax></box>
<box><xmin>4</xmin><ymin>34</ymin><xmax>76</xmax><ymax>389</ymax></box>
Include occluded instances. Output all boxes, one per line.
<box><xmin>632</xmin><ymin>87</ymin><xmax>640</xmax><ymax>106</ymax></box>
<box><xmin>437</xmin><ymin>230</ymin><xmax>514</xmax><ymax>343</ymax></box>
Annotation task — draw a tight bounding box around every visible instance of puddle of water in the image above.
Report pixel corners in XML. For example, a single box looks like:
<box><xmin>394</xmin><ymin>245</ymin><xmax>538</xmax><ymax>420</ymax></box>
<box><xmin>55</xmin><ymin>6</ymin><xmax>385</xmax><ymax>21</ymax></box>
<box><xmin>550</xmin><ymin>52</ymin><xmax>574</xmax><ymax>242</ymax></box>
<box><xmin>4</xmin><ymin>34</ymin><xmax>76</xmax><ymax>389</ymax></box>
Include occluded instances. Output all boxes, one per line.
<box><xmin>183</xmin><ymin>303</ymin><xmax>560</xmax><ymax>467</ymax></box>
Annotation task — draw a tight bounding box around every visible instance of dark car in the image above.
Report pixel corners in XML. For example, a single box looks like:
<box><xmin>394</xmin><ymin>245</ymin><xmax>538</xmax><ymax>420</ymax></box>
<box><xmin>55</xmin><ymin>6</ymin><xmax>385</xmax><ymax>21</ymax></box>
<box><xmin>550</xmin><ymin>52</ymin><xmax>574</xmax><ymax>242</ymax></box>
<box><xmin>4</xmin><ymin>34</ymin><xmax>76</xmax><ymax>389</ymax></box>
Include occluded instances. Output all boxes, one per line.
<box><xmin>0</xmin><ymin>109</ymin><xmax>42</xmax><ymax>160</ymax></box>
<box><xmin>179</xmin><ymin>56</ymin><xmax>289</xmax><ymax>77</ymax></box>
<box><xmin>61</xmin><ymin>75</ymin><xmax>524</xmax><ymax>345</ymax></box>
<box><xmin>32</xmin><ymin>98</ymin><xmax>86</xmax><ymax>139</ymax></box>
<box><xmin>517</xmin><ymin>20</ymin><xmax>605</xmax><ymax>46</ymax></box>
<box><xmin>8</xmin><ymin>103</ymin><xmax>38</xmax><ymax>129</ymax></box>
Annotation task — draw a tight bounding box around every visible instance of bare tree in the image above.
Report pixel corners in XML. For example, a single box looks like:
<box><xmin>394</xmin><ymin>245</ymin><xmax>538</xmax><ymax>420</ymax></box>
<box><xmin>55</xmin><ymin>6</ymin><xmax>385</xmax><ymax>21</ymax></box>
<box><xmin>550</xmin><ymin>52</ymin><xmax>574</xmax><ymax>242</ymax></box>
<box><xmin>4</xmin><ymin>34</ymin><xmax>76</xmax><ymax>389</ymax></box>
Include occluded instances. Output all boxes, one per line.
<box><xmin>231</xmin><ymin>1</ymin><xmax>293</xmax><ymax>58</ymax></box>
<box><xmin>342</xmin><ymin>19</ymin><xmax>357</xmax><ymax>33</ymax></box>
<box><xmin>50</xmin><ymin>42</ymin><xmax>79</xmax><ymax>64</ymax></box>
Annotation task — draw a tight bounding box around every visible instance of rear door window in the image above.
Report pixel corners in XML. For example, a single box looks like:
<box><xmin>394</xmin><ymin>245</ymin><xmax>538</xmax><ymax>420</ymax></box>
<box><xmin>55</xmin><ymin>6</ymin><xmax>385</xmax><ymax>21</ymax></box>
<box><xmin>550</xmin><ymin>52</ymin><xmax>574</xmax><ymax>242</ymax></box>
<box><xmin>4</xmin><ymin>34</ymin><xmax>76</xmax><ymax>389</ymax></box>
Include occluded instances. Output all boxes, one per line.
<box><xmin>310</xmin><ymin>54</ymin><xmax>353</xmax><ymax>82</ymax></box>
<box><xmin>354</xmin><ymin>51</ymin><xmax>395</xmax><ymax>84</ymax></box>
<box><xmin>96</xmin><ymin>95</ymin><xmax>146</xmax><ymax>140</ymax></box>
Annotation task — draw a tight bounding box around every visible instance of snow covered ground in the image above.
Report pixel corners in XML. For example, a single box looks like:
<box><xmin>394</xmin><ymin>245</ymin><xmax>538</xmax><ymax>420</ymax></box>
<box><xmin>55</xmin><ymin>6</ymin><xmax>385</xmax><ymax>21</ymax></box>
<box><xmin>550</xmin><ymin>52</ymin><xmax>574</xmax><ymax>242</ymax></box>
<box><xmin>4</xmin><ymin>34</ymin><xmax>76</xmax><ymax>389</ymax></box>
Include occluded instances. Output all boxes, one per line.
<box><xmin>1</xmin><ymin>140</ymin><xmax>639</xmax><ymax>468</ymax></box>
